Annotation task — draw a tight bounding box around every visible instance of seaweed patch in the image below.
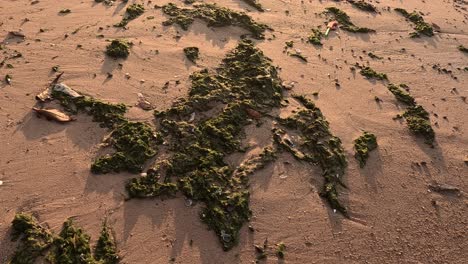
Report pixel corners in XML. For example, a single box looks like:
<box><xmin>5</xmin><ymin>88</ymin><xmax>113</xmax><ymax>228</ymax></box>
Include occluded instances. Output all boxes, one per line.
<box><xmin>307</xmin><ymin>28</ymin><xmax>324</xmax><ymax>46</ymax></box>
<box><xmin>402</xmin><ymin>105</ymin><xmax>435</xmax><ymax>145</ymax></box>
<box><xmin>161</xmin><ymin>3</ymin><xmax>270</xmax><ymax>39</ymax></box>
<box><xmin>359</xmin><ymin>66</ymin><xmax>388</xmax><ymax>80</ymax></box>
<box><xmin>9</xmin><ymin>213</ymin><xmax>119</xmax><ymax>264</ymax></box>
<box><xmin>276</xmin><ymin>95</ymin><xmax>349</xmax><ymax>216</ymax></box>
<box><xmin>394</xmin><ymin>8</ymin><xmax>434</xmax><ymax>37</ymax></box>
<box><xmin>51</xmin><ymin>89</ymin><xmax>161</xmax><ymax>174</ymax></box>
<box><xmin>105</xmin><ymin>39</ymin><xmax>131</xmax><ymax>59</ymax></box>
<box><xmin>241</xmin><ymin>0</ymin><xmax>264</xmax><ymax>12</ymax></box>
<box><xmin>348</xmin><ymin>0</ymin><xmax>377</xmax><ymax>13</ymax></box>
<box><xmin>354</xmin><ymin>132</ymin><xmax>377</xmax><ymax>168</ymax></box>
<box><xmin>183</xmin><ymin>47</ymin><xmax>200</xmax><ymax>63</ymax></box>
<box><xmin>325</xmin><ymin>7</ymin><xmax>375</xmax><ymax>33</ymax></box>
<box><xmin>114</xmin><ymin>4</ymin><xmax>145</xmax><ymax>27</ymax></box>
<box><xmin>387</xmin><ymin>83</ymin><xmax>415</xmax><ymax>105</ymax></box>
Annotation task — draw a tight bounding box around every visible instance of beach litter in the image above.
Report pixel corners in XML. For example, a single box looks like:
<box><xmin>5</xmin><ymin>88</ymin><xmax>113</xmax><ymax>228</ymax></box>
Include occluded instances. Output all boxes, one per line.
<box><xmin>325</xmin><ymin>20</ymin><xmax>339</xmax><ymax>37</ymax></box>
<box><xmin>32</xmin><ymin>107</ymin><xmax>74</xmax><ymax>122</ymax></box>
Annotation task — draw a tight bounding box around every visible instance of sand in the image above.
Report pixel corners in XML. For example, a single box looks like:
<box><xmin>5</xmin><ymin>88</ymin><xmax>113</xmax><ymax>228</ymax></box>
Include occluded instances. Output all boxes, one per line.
<box><xmin>1</xmin><ymin>0</ymin><xmax>467</xmax><ymax>263</ymax></box>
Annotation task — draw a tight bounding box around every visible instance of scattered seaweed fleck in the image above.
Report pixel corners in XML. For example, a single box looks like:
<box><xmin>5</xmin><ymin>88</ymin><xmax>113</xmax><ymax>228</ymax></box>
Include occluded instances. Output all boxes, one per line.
<box><xmin>161</xmin><ymin>3</ymin><xmax>270</xmax><ymax>39</ymax></box>
<box><xmin>394</xmin><ymin>8</ymin><xmax>434</xmax><ymax>37</ymax></box>
<box><xmin>354</xmin><ymin>132</ymin><xmax>377</xmax><ymax>168</ymax></box>
<box><xmin>307</xmin><ymin>28</ymin><xmax>324</xmax><ymax>46</ymax></box>
<box><xmin>325</xmin><ymin>7</ymin><xmax>375</xmax><ymax>33</ymax></box>
<box><xmin>105</xmin><ymin>39</ymin><xmax>131</xmax><ymax>59</ymax></box>
<box><xmin>183</xmin><ymin>46</ymin><xmax>200</xmax><ymax>63</ymax></box>
<box><xmin>367</xmin><ymin>52</ymin><xmax>382</xmax><ymax>60</ymax></box>
<box><xmin>276</xmin><ymin>242</ymin><xmax>286</xmax><ymax>259</ymax></box>
<box><xmin>289</xmin><ymin>52</ymin><xmax>308</xmax><ymax>62</ymax></box>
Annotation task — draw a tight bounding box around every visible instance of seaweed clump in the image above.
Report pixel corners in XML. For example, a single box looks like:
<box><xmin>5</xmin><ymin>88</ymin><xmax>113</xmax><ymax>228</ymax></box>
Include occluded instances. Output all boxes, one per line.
<box><xmin>325</xmin><ymin>7</ymin><xmax>375</xmax><ymax>33</ymax></box>
<box><xmin>276</xmin><ymin>95</ymin><xmax>348</xmax><ymax>216</ymax></box>
<box><xmin>360</xmin><ymin>66</ymin><xmax>388</xmax><ymax>80</ymax></box>
<box><xmin>354</xmin><ymin>132</ymin><xmax>377</xmax><ymax>168</ymax></box>
<box><xmin>394</xmin><ymin>8</ymin><xmax>434</xmax><ymax>37</ymax></box>
<box><xmin>183</xmin><ymin>46</ymin><xmax>200</xmax><ymax>63</ymax></box>
<box><xmin>387</xmin><ymin>83</ymin><xmax>415</xmax><ymax>105</ymax></box>
<box><xmin>52</xmin><ymin>89</ymin><xmax>160</xmax><ymax>174</ymax></box>
<box><xmin>114</xmin><ymin>4</ymin><xmax>145</xmax><ymax>27</ymax></box>
<box><xmin>10</xmin><ymin>213</ymin><xmax>54</xmax><ymax>264</ymax></box>
<box><xmin>161</xmin><ymin>3</ymin><xmax>270</xmax><ymax>39</ymax></box>
<box><xmin>94</xmin><ymin>222</ymin><xmax>119</xmax><ymax>264</ymax></box>
<box><xmin>130</xmin><ymin>40</ymin><xmax>282</xmax><ymax>250</ymax></box>
<box><xmin>348</xmin><ymin>0</ymin><xmax>377</xmax><ymax>13</ymax></box>
<box><xmin>241</xmin><ymin>0</ymin><xmax>264</xmax><ymax>12</ymax></box>
<box><xmin>105</xmin><ymin>39</ymin><xmax>131</xmax><ymax>59</ymax></box>
<box><xmin>307</xmin><ymin>28</ymin><xmax>324</xmax><ymax>46</ymax></box>
<box><xmin>402</xmin><ymin>105</ymin><xmax>435</xmax><ymax>145</ymax></box>
<box><xmin>9</xmin><ymin>213</ymin><xmax>119</xmax><ymax>264</ymax></box>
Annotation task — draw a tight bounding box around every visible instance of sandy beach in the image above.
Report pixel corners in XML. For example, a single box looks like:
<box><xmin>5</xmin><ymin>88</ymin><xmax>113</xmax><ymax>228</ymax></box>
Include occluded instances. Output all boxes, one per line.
<box><xmin>1</xmin><ymin>0</ymin><xmax>467</xmax><ymax>263</ymax></box>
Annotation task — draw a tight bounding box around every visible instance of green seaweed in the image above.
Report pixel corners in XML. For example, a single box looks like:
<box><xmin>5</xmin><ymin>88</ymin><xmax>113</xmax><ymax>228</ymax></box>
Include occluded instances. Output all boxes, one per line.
<box><xmin>52</xmin><ymin>90</ymin><xmax>160</xmax><ymax>174</ymax></box>
<box><xmin>49</xmin><ymin>219</ymin><xmax>94</xmax><ymax>264</ymax></box>
<box><xmin>9</xmin><ymin>213</ymin><xmax>119</xmax><ymax>264</ymax></box>
<box><xmin>105</xmin><ymin>39</ymin><xmax>130</xmax><ymax>59</ymax></box>
<box><xmin>387</xmin><ymin>83</ymin><xmax>415</xmax><ymax>105</ymax></box>
<box><xmin>458</xmin><ymin>45</ymin><xmax>468</xmax><ymax>53</ymax></box>
<box><xmin>402</xmin><ymin>105</ymin><xmax>435</xmax><ymax>145</ymax></box>
<box><xmin>276</xmin><ymin>242</ymin><xmax>286</xmax><ymax>259</ymax></box>
<box><xmin>241</xmin><ymin>0</ymin><xmax>264</xmax><ymax>12</ymax></box>
<box><xmin>91</xmin><ymin>122</ymin><xmax>159</xmax><ymax>174</ymax></box>
<box><xmin>289</xmin><ymin>52</ymin><xmax>308</xmax><ymax>62</ymax></box>
<box><xmin>183</xmin><ymin>47</ymin><xmax>200</xmax><ymax>63</ymax></box>
<box><xmin>368</xmin><ymin>52</ymin><xmax>382</xmax><ymax>60</ymax></box>
<box><xmin>325</xmin><ymin>7</ymin><xmax>375</xmax><ymax>33</ymax></box>
<box><xmin>307</xmin><ymin>28</ymin><xmax>323</xmax><ymax>46</ymax></box>
<box><xmin>354</xmin><ymin>132</ymin><xmax>377</xmax><ymax>168</ymax></box>
<box><xmin>134</xmin><ymin>40</ymin><xmax>283</xmax><ymax>250</ymax></box>
<box><xmin>394</xmin><ymin>8</ymin><xmax>434</xmax><ymax>37</ymax></box>
<box><xmin>276</xmin><ymin>95</ymin><xmax>348</xmax><ymax>216</ymax></box>
<box><xmin>360</xmin><ymin>66</ymin><xmax>388</xmax><ymax>80</ymax></box>
<box><xmin>10</xmin><ymin>213</ymin><xmax>54</xmax><ymax>264</ymax></box>
<box><xmin>114</xmin><ymin>4</ymin><xmax>145</xmax><ymax>27</ymax></box>
<box><xmin>348</xmin><ymin>0</ymin><xmax>377</xmax><ymax>13</ymax></box>
<box><xmin>161</xmin><ymin>3</ymin><xmax>269</xmax><ymax>39</ymax></box>
<box><xmin>94</xmin><ymin>222</ymin><xmax>119</xmax><ymax>264</ymax></box>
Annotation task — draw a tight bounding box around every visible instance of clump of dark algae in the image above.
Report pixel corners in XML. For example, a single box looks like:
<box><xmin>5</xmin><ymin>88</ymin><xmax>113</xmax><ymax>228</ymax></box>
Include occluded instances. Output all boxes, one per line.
<box><xmin>307</xmin><ymin>28</ymin><xmax>323</xmax><ymax>46</ymax></box>
<box><xmin>241</xmin><ymin>0</ymin><xmax>264</xmax><ymax>12</ymax></box>
<box><xmin>51</xmin><ymin>89</ymin><xmax>161</xmax><ymax>174</ymax></box>
<box><xmin>275</xmin><ymin>95</ymin><xmax>349</xmax><ymax>216</ymax></box>
<box><xmin>359</xmin><ymin>66</ymin><xmax>388</xmax><ymax>81</ymax></box>
<box><xmin>348</xmin><ymin>0</ymin><xmax>377</xmax><ymax>13</ymax></box>
<box><xmin>9</xmin><ymin>213</ymin><xmax>119</xmax><ymax>264</ymax></box>
<box><xmin>394</xmin><ymin>8</ymin><xmax>434</xmax><ymax>37</ymax></box>
<box><xmin>183</xmin><ymin>47</ymin><xmax>200</xmax><ymax>63</ymax></box>
<box><xmin>387</xmin><ymin>83</ymin><xmax>415</xmax><ymax>106</ymax></box>
<box><xmin>161</xmin><ymin>3</ymin><xmax>270</xmax><ymax>39</ymax></box>
<box><xmin>402</xmin><ymin>105</ymin><xmax>435</xmax><ymax>146</ymax></box>
<box><xmin>354</xmin><ymin>132</ymin><xmax>378</xmax><ymax>168</ymax></box>
<box><xmin>105</xmin><ymin>39</ymin><xmax>131</xmax><ymax>59</ymax></box>
<box><xmin>114</xmin><ymin>3</ymin><xmax>145</xmax><ymax>27</ymax></box>
<box><xmin>324</xmin><ymin>7</ymin><xmax>375</xmax><ymax>33</ymax></box>
<box><xmin>51</xmin><ymin>40</ymin><xmax>350</xmax><ymax>252</ymax></box>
